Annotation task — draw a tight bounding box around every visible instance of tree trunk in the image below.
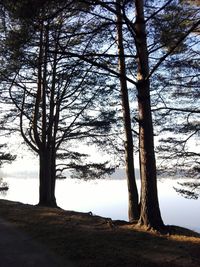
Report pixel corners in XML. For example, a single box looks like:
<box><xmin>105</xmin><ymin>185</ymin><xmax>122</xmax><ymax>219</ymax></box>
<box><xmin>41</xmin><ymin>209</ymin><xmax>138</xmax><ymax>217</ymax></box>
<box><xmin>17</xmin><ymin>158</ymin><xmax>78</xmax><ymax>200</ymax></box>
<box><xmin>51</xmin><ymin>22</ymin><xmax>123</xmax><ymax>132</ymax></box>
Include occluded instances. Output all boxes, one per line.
<box><xmin>50</xmin><ymin>148</ymin><xmax>57</xmax><ymax>205</ymax></box>
<box><xmin>37</xmin><ymin>22</ymin><xmax>57</xmax><ymax>208</ymax></box>
<box><xmin>38</xmin><ymin>149</ymin><xmax>57</xmax><ymax>207</ymax></box>
<box><xmin>134</xmin><ymin>0</ymin><xmax>164</xmax><ymax>229</ymax></box>
<box><xmin>116</xmin><ymin>0</ymin><xmax>139</xmax><ymax>221</ymax></box>
<box><xmin>137</xmin><ymin>80</ymin><xmax>163</xmax><ymax>229</ymax></box>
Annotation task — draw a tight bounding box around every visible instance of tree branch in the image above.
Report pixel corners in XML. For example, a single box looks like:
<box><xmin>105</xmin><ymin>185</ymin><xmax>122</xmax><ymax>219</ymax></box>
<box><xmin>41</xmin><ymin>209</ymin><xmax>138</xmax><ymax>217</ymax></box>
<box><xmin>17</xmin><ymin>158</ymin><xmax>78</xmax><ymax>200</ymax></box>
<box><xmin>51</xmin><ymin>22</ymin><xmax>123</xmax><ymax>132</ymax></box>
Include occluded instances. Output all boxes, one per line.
<box><xmin>147</xmin><ymin>19</ymin><xmax>200</xmax><ymax>79</ymax></box>
<box><xmin>49</xmin><ymin>50</ymin><xmax>137</xmax><ymax>85</ymax></box>
<box><xmin>152</xmin><ymin>106</ymin><xmax>200</xmax><ymax>114</ymax></box>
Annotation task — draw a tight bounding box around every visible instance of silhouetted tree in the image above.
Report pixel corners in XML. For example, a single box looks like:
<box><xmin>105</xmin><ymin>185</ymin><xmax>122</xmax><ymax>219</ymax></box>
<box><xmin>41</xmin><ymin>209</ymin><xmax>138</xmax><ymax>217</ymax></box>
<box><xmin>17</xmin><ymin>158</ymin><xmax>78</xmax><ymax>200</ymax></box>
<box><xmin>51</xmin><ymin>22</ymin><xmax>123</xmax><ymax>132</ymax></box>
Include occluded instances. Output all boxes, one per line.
<box><xmin>75</xmin><ymin>0</ymin><xmax>200</xmax><ymax>229</ymax></box>
<box><xmin>0</xmin><ymin>0</ymin><xmax>116</xmax><ymax>206</ymax></box>
<box><xmin>116</xmin><ymin>0</ymin><xmax>139</xmax><ymax>221</ymax></box>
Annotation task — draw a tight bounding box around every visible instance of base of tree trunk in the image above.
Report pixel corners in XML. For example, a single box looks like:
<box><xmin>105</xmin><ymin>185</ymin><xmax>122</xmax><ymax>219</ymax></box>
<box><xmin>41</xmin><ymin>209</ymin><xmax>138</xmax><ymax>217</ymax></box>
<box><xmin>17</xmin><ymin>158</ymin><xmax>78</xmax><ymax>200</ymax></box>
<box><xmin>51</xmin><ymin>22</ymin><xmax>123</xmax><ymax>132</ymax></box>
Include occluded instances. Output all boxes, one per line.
<box><xmin>37</xmin><ymin>200</ymin><xmax>58</xmax><ymax>208</ymax></box>
<box><xmin>128</xmin><ymin>202</ymin><xmax>141</xmax><ymax>222</ymax></box>
<box><xmin>137</xmin><ymin>220</ymin><xmax>166</xmax><ymax>233</ymax></box>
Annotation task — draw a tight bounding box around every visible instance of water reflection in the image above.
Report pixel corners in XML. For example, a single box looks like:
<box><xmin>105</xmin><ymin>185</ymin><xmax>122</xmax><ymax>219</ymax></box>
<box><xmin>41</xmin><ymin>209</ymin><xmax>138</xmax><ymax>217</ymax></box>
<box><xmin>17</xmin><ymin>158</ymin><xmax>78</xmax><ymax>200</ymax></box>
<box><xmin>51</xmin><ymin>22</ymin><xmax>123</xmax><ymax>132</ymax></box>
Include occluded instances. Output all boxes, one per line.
<box><xmin>1</xmin><ymin>176</ymin><xmax>200</xmax><ymax>233</ymax></box>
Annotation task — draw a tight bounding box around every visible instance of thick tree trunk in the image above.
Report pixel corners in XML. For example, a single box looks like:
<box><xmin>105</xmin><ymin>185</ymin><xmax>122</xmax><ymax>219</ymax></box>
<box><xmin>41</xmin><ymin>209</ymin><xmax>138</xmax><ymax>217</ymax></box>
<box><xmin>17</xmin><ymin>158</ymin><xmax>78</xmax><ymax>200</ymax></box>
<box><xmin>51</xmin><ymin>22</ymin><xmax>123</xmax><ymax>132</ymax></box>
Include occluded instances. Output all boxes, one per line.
<box><xmin>116</xmin><ymin>0</ymin><xmax>139</xmax><ymax>221</ymax></box>
<box><xmin>38</xmin><ymin>149</ymin><xmax>57</xmax><ymax>207</ymax></box>
<box><xmin>134</xmin><ymin>0</ymin><xmax>164</xmax><ymax>229</ymax></box>
<box><xmin>137</xmin><ymin>81</ymin><xmax>163</xmax><ymax>229</ymax></box>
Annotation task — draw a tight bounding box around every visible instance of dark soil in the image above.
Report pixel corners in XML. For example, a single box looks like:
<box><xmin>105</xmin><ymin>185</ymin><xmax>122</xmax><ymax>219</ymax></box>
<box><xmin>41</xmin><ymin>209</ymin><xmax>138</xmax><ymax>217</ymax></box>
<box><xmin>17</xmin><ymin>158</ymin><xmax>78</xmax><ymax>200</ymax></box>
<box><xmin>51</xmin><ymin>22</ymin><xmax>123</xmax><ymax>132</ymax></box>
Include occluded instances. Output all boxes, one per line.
<box><xmin>0</xmin><ymin>199</ymin><xmax>199</xmax><ymax>267</ymax></box>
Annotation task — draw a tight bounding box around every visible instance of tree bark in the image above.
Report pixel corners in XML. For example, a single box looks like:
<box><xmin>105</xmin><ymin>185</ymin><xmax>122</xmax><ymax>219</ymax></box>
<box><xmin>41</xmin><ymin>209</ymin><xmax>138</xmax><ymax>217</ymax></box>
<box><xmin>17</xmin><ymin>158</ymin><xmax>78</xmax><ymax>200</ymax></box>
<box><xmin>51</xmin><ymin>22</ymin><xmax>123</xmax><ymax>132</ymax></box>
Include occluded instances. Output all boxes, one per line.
<box><xmin>38</xmin><ymin>149</ymin><xmax>57</xmax><ymax>207</ymax></box>
<box><xmin>134</xmin><ymin>0</ymin><xmax>164</xmax><ymax>229</ymax></box>
<box><xmin>116</xmin><ymin>0</ymin><xmax>139</xmax><ymax>221</ymax></box>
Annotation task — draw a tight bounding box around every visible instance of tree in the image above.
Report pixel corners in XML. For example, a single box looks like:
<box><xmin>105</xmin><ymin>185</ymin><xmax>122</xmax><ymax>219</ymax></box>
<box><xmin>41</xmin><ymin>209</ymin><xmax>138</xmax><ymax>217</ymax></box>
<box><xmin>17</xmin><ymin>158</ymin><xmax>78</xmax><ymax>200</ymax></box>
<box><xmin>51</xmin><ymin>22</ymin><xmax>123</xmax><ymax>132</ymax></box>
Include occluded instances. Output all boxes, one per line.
<box><xmin>77</xmin><ymin>0</ymin><xmax>163</xmax><ymax>229</ymax></box>
<box><xmin>1</xmin><ymin>0</ymin><xmax>116</xmax><ymax>207</ymax></box>
<box><xmin>0</xmin><ymin>143</ymin><xmax>15</xmax><ymax>167</ymax></box>
<box><xmin>126</xmin><ymin>0</ymin><xmax>199</xmax><ymax>229</ymax></box>
<box><xmin>150</xmin><ymin>1</ymin><xmax>200</xmax><ymax>200</ymax></box>
<box><xmin>116</xmin><ymin>0</ymin><xmax>139</xmax><ymax>221</ymax></box>
<box><xmin>126</xmin><ymin>0</ymin><xmax>164</xmax><ymax>228</ymax></box>
<box><xmin>75</xmin><ymin>0</ymin><xmax>200</xmax><ymax>229</ymax></box>
<box><xmin>0</xmin><ymin>144</ymin><xmax>15</xmax><ymax>192</ymax></box>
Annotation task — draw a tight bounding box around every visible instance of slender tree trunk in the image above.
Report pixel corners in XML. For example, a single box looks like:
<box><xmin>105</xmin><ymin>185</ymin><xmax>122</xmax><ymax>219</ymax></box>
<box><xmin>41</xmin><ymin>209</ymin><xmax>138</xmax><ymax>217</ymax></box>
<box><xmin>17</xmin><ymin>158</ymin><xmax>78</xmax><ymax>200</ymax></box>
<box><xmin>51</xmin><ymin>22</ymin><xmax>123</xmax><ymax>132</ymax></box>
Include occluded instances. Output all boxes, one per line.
<box><xmin>134</xmin><ymin>0</ymin><xmax>164</xmax><ymax>229</ymax></box>
<box><xmin>116</xmin><ymin>0</ymin><xmax>139</xmax><ymax>221</ymax></box>
<box><xmin>50</xmin><ymin>148</ymin><xmax>57</xmax><ymax>205</ymax></box>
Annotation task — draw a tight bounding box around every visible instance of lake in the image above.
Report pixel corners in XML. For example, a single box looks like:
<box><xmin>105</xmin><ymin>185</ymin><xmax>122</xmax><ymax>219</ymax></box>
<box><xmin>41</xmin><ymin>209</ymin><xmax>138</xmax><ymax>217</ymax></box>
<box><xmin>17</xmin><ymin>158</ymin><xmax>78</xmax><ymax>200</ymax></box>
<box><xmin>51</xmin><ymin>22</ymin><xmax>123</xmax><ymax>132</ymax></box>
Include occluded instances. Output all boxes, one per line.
<box><xmin>1</xmin><ymin>175</ymin><xmax>200</xmax><ymax>233</ymax></box>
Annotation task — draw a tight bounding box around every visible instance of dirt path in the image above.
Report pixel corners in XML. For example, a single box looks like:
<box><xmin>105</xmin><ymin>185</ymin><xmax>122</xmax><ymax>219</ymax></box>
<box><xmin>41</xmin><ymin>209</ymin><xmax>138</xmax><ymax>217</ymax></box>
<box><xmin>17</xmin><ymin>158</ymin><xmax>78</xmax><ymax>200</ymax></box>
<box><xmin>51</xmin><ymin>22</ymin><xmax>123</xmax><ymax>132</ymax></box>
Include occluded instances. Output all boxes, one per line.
<box><xmin>0</xmin><ymin>218</ymin><xmax>75</xmax><ymax>267</ymax></box>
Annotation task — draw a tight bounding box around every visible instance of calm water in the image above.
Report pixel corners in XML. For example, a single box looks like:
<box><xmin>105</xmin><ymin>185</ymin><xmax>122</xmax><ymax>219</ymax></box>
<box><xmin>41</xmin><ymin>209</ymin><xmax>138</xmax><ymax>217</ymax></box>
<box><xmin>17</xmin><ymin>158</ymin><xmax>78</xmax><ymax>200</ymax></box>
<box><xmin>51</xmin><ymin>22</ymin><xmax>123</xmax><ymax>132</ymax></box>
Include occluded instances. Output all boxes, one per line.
<box><xmin>1</xmin><ymin>176</ymin><xmax>200</xmax><ymax>233</ymax></box>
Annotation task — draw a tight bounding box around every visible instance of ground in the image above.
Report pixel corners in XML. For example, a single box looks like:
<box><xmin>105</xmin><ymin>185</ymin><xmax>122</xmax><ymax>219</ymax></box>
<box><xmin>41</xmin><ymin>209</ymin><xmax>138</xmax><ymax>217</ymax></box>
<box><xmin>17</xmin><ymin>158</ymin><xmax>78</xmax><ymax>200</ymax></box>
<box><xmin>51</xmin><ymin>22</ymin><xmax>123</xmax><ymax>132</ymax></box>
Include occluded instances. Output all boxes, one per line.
<box><xmin>0</xmin><ymin>199</ymin><xmax>199</xmax><ymax>267</ymax></box>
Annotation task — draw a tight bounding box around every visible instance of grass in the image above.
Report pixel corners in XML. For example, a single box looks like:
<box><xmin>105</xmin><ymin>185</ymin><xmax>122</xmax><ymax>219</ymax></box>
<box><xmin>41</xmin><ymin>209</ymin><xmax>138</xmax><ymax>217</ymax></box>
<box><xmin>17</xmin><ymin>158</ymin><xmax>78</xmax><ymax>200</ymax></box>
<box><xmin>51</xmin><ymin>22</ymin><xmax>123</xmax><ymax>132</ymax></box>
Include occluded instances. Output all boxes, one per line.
<box><xmin>0</xmin><ymin>199</ymin><xmax>200</xmax><ymax>267</ymax></box>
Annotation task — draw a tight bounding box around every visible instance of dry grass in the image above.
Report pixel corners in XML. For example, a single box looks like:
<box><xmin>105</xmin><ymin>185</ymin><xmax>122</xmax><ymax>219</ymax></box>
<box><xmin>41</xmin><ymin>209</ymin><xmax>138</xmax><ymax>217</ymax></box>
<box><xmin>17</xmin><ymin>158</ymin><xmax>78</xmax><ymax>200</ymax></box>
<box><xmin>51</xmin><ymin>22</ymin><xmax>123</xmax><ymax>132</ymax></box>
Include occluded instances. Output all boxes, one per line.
<box><xmin>0</xmin><ymin>199</ymin><xmax>200</xmax><ymax>267</ymax></box>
